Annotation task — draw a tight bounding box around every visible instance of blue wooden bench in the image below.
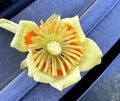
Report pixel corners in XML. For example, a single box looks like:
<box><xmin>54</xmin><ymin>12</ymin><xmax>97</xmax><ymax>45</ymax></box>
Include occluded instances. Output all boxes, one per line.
<box><xmin>0</xmin><ymin>0</ymin><xmax>120</xmax><ymax>101</ymax></box>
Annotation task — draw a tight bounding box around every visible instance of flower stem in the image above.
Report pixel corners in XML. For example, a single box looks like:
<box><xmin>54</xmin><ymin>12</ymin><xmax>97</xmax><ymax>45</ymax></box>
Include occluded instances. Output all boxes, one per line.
<box><xmin>0</xmin><ymin>18</ymin><xmax>18</xmax><ymax>34</ymax></box>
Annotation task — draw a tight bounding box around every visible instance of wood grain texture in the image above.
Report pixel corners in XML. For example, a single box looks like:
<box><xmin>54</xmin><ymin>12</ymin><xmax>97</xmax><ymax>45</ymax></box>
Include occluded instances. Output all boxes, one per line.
<box><xmin>78</xmin><ymin>54</ymin><xmax>120</xmax><ymax>101</ymax></box>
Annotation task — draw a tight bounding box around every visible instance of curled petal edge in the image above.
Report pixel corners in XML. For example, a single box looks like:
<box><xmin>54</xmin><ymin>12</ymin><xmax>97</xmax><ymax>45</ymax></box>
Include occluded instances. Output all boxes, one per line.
<box><xmin>79</xmin><ymin>38</ymin><xmax>102</xmax><ymax>71</ymax></box>
<box><xmin>50</xmin><ymin>66</ymin><xmax>81</xmax><ymax>91</ymax></box>
<box><xmin>46</xmin><ymin>14</ymin><xmax>61</xmax><ymax>21</ymax></box>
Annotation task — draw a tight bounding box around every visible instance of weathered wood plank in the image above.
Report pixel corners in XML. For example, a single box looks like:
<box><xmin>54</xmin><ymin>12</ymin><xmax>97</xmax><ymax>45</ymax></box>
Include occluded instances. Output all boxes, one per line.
<box><xmin>78</xmin><ymin>54</ymin><xmax>120</xmax><ymax>101</ymax></box>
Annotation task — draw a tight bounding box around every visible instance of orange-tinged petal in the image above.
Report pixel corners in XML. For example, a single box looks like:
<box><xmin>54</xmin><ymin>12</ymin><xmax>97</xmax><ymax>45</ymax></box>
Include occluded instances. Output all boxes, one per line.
<box><xmin>26</xmin><ymin>50</ymin><xmax>54</xmax><ymax>83</ymax></box>
<box><xmin>24</xmin><ymin>31</ymin><xmax>37</xmax><ymax>45</ymax></box>
<box><xmin>11</xmin><ymin>21</ymin><xmax>38</xmax><ymax>52</ymax></box>
<box><xmin>62</xmin><ymin>15</ymin><xmax>86</xmax><ymax>43</ymax></box>
<box><xmin>50</xmin><ymin>66</ymin><xmax>81</xmax><ymax>91</ymax></box>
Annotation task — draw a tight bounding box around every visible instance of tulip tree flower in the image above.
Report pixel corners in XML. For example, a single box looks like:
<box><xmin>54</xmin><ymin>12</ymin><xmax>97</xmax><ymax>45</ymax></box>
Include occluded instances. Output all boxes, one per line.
<box><xmin>0</xmin><ymin>14</ymin><xmax>102</xmax><ymax>91</ymax></box>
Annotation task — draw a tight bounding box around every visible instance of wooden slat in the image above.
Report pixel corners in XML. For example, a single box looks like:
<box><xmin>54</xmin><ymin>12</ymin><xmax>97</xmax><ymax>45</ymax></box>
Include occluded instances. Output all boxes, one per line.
<box><xmin>80</xmin><ymin>0</ymin><xmax>119</xmax><ymax>35</ymax></box>
<box><xmin>78</xmin><ymin>54</ymin><xmax>120</xmax><ymax>101</ymax></box>
<box><xmin>0</xmin><ymin>70</ymin><xmax>36</xmax><ymax>101</ymax></box>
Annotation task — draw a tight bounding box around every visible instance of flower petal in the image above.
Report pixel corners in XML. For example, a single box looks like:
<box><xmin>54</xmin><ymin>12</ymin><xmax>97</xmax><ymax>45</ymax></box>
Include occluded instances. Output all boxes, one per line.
<box><xmin>26</xmin><ymin>50</ymin><xmax>54</xmax><ymax>83</ymax></box>
<box><xmin>46</xmin><ymin>14</ymin><xmax>61</xmax><ymax>21</ymax></box>
<box><xmin>50</xmin><ymin>66</ymin><xmax>81</xmax><ymax>91</ymax></box>
<box><xmin>62</xmin><ymin>15</ymin><xmax>86</xmax><ymax>43</ymax></box>
<box><xmin>79</xmin><ymin>38</ymin><xmax>102</xmax><ymax>71</ymax></box>
<box><xmin>11</xmin><ymin>21</ymin><xmax>38</xmax><ymax>52</ymax></box>
<box><xmin>20</xmin><ymin>58</ymin><xmax>27</xmax><ymax>70</ymax></box>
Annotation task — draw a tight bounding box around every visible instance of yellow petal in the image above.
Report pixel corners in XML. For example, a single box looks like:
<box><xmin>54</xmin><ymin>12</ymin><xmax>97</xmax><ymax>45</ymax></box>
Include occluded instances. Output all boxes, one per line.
<box><xmin>0</xmin><ymin>18</ymin><xmax>18</xmax><ymax>33</ymax></box>
<box><xmin>50</xmin><ymin>66</ymin><xmax>81</xmax><ymax>91</ymax></box>
<box><xmin>11</xmin><ymin>21</ymin><xmax>38</xmax><ymax>52</ymax></box>
<box><xmin>26</xmin><ymin>50</ymin><xmax>54</xmax><ymax>83</ymax></box>
<box><xmin>20</xmin><ymin>58</ymin><xmax>27</xmax><ymax>70</ymax></box>
<box><xmin>79</xmin><ymin>38</ymin><xmax>102</xmax><ymax>71</ymax></box>
<box><xmin>62</xmin><ymin>15</ymin><xmax>86</xmax><ymax>43</ymax></box>
<box><xmin>46</xmin><ymin>14</ymin><xmax>61</xmax><ymax>21</ymax></box>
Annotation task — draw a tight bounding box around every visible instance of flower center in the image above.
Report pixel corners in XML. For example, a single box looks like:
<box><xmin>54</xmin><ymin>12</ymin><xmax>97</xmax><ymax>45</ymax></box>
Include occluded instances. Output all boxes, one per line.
<box><xmin>47</xmin><ymin>41</ymin><xmax>62</xmax><ymax>55</ymax></box>
<box><xmin>29</xmin><ymin>20</ymin><xmax>84</xmax><ymax>77</ymax></box>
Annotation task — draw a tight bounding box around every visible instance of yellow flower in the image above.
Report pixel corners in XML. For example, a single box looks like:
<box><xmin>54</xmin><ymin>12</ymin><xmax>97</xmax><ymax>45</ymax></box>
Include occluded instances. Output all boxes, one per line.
<box><xmin>0</xmin><ymin>14</ymin><xmax>102</xmax><ymax>91</ymax></box>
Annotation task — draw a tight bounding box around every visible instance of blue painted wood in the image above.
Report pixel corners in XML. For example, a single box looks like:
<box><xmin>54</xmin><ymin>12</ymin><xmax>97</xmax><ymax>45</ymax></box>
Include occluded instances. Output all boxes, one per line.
<box><xmin>0</xmin><ymin>0</ymin><xmax>35</xmax><ymax>19</ymax></box>
<box><xmin>0</xmin><ymin>30</ymin><xmax>26</xmax><ymax>89</ymax></box>
<box><xmin>77</xmin><ymin>54</ymin><xmax>120</xmax><ymax>101</ymax></box>
<box><xmin>0</xmin><ymin>0</ymin><xmax>95</xmax><ymax>91</ymax></box>
<box><xmin>80</xmin><ymin>0</ymin><xmax>119</xmax><ymax>35</ymax></box>
<box><xmin>11</xmin><ymin>0</ymin><xmax>95</xmax><ymax>24</ymax></box>
<box><xmin>0</xmin><ymin>70</ymin><xmax>36</xmax><ymax>101</ymax></box>
<box><xmin>0</xmin><ymin>0</ymin><xmax>120</xmax><ymax>101</ymax></box>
